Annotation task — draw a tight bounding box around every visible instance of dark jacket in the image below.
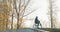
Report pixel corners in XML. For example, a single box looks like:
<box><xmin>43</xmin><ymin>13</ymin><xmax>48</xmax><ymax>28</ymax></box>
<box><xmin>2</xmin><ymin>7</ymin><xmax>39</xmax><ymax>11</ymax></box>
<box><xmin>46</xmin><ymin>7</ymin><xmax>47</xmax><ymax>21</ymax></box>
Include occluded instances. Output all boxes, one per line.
<box><xmin>35</xmin><ymin>17</ymin><xmax>40</xmax><ymax>24</ymax></box>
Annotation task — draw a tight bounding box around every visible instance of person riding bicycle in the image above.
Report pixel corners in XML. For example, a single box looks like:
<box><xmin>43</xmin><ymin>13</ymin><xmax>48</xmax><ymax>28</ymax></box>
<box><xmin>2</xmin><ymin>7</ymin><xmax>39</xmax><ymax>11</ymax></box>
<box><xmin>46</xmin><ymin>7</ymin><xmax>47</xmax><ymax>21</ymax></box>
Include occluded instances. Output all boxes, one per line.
<box><xmin>35</xmin><ymin>16</ymin><xmax>42</xmax><ymax>28</ymax></box>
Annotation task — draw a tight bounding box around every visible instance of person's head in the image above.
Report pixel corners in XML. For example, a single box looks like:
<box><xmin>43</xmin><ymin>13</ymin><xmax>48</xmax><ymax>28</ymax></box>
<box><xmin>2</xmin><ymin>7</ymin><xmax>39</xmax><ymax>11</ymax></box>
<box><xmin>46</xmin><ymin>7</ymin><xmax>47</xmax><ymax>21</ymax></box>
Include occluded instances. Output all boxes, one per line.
<box><xmin>36</xmin><ymin>16</ymin><xmax>38</xmax><ymax>18</ymax></box>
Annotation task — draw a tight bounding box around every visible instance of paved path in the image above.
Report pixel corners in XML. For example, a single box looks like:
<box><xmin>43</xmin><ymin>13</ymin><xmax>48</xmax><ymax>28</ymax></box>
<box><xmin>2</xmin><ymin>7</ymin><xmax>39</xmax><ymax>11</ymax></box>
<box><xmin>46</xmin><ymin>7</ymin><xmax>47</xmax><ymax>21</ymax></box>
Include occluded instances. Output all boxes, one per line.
<box><xmin>0</xmin><ymin>28</ymin><xmax>60</xmax><ymax>32</ymax></box>
<box><xmin>0</xmin><ymin>28</ymin><xmax>45</xmax><ymax>32</ymax></box>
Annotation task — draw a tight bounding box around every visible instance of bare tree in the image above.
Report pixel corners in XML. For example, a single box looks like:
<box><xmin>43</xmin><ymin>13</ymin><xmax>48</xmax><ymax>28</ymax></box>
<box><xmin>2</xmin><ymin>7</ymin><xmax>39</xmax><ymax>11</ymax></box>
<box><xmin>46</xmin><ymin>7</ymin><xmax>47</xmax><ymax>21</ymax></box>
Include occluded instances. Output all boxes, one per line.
<box><xmin>6</xmin><ymin>0</ymin><xmax>31</xmax><ymax>29</ymax></box>
<box><xmin>15</xmin><ymin>0</ymin><xmax>31</xmax><ymax>29</ymax></box>
<box><xmin>0</xmin><ymin>0</ymin><xmax>38</xmax><ymax>30</ymax></box>
<box><xmin>49</xmin><ymin>0</ymin><xmax>56</xmax><ymax>28</ymax></box>
<box><xmin>49</xmin><ymin>0</ymin><xmax>53</xmax><ymax>28</ymax></box>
